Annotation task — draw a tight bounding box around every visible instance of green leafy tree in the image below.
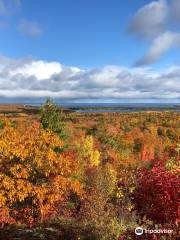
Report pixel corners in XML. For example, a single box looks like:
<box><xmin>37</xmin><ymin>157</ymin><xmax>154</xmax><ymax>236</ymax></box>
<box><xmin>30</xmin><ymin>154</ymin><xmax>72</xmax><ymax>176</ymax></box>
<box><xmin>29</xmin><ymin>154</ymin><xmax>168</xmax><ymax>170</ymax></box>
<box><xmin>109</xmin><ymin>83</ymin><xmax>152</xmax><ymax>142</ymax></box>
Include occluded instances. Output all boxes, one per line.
<box><xmin>40</xmin><ymin>98</ymin><xmax>67</xmax><ymax>139</ymax></box>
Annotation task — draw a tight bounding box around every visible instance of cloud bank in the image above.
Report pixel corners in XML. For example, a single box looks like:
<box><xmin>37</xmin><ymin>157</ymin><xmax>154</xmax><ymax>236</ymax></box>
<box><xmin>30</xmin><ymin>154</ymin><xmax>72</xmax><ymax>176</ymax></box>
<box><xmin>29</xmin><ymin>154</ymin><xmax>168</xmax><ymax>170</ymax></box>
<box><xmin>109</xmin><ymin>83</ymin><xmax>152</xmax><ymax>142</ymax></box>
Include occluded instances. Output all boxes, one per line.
<box><xmin>129</xmin><ymin>0</ymin><xmax>180</xmax><ymax>66</ymax></box>
<box><xmin>0</xmin><ymin>56</ymin><xmax>179</xmax><ymax>101</ymax></box>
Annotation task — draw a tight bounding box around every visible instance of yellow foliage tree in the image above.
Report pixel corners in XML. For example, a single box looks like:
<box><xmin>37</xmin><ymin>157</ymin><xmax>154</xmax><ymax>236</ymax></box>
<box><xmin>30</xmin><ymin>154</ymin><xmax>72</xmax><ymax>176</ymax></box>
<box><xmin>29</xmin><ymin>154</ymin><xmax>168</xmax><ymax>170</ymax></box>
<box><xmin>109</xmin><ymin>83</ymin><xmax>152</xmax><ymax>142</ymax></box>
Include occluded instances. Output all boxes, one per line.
<box><xmin>81</xmin><ymin>135</ymin><xmax>100</xmax><ymax>167</ymax></box>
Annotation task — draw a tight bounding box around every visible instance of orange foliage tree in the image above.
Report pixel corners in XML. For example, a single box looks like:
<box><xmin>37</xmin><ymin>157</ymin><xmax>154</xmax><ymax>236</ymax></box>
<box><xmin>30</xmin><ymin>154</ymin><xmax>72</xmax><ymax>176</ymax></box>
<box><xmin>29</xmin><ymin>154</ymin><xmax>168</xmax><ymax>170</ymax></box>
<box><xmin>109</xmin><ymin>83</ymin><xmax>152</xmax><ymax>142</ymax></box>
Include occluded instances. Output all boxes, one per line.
<box><xmin>0</xmin><ymin>119</ymin><xmax>82</xmax><ymax>227</ymax></box>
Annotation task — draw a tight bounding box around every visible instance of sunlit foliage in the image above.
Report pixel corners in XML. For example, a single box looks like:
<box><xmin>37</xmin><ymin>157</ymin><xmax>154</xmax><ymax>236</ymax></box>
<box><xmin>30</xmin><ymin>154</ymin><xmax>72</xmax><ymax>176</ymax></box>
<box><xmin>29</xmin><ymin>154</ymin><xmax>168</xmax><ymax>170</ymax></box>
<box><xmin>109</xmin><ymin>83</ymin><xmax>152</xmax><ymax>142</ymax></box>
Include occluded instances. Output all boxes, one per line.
<box><xmin>0</xmin><ymin>110</ymin><xmax>179</xmax><ymax>239</ymax></box>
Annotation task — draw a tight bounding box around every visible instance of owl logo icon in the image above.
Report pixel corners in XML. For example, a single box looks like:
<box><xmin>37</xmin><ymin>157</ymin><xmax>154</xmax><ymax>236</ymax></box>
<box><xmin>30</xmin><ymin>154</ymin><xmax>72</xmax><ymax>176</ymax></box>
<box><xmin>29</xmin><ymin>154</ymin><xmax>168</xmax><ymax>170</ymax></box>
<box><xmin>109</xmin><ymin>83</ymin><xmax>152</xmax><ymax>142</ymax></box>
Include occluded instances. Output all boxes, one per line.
<box><xmin>135</xmin><ymin>227</ymin><xmax>143</xmax><ymax>236</ymax></box>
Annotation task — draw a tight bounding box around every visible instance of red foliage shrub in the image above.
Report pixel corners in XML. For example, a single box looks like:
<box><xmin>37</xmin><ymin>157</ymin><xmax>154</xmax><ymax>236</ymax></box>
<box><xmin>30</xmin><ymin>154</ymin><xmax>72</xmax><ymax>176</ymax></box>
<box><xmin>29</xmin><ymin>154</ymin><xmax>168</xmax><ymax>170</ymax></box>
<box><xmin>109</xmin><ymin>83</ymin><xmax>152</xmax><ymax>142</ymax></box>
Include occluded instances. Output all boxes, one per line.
<box><xmin>133</xmin><ymin>162</ymin><xmax>179</xmax><ymax>224</ymax></box>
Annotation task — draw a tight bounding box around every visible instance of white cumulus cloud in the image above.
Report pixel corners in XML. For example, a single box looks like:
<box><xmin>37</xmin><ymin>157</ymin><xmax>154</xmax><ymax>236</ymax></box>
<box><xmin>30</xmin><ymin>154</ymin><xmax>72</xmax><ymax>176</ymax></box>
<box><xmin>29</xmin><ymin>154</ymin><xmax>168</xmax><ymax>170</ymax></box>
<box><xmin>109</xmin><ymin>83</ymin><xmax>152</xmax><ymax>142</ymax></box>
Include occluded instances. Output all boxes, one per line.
<box><xmin>0</xmin><ymin>56</ymin><xmax>179</xmax><ymax>101</ymax></box>
<box><xmin>10</xmin><ymin>60</ymin><xmax>63</xmax><ymax>80</ymax></box>
<box><xmin>135</xmin><ymin>31</ymin><xmax>180</xmax><ymax>66</ymax></box>
<box><xmin>129</xmin><ymin>0</ymin><xmax>168</xmax><ymax>39</ymax></box>
<box><xmin>129</xmin><ymin>0</ymin><xmax>180</xmax><ymax>65</ymax></box>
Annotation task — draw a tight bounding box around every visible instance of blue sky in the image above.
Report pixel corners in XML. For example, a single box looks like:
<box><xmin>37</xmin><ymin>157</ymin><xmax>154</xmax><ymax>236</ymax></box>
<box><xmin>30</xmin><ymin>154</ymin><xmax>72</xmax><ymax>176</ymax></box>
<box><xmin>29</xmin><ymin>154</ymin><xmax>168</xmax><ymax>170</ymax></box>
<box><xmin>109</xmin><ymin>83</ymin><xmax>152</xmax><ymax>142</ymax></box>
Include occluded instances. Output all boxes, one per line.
<box><xmin>0</xmin><ymin>0</ymin><xmax>180</xmax><ymax>102</ymax></box>
<box><xmin>0</xmin><ymin>0</ymin><xmax>151</xmax><ymax>68</ymax></box>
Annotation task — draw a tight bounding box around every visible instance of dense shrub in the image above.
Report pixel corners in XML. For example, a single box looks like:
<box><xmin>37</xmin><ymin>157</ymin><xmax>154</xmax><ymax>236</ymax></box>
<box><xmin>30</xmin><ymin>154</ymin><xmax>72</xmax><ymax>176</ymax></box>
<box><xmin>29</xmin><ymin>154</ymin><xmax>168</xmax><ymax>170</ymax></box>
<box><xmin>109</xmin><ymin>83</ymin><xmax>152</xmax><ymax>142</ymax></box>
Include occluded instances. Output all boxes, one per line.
<box><xmin>133</xmin><ymin>162</ymin><xmax>179</xmax><ymax>224</ymax></box>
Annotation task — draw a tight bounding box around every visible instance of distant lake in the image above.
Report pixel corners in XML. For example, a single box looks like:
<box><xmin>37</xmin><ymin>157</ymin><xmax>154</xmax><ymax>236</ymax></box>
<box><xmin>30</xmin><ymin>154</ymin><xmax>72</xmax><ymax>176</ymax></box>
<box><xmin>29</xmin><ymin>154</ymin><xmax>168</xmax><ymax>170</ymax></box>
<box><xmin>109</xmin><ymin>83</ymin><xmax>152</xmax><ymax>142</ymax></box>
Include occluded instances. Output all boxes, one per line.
<box><xmin>64</xmin><ymin>103</ymin><xmax>180</xmax><ymax>112</ymax></box>
<box><xmin>26</xmin><ymin>102</ymin><xmax>180</xmax><ymax>113</ymax></box>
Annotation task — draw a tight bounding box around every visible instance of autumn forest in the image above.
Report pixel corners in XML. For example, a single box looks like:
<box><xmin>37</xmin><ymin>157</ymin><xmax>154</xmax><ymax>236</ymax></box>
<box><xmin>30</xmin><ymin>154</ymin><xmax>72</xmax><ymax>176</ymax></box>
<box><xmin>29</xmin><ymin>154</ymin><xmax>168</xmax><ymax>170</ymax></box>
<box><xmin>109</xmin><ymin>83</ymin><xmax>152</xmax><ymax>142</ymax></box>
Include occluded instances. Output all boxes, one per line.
<box><xmin>0</xmin><ymin>100</ymin><xmax>179</xmax><ymax>240</ymax></box>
